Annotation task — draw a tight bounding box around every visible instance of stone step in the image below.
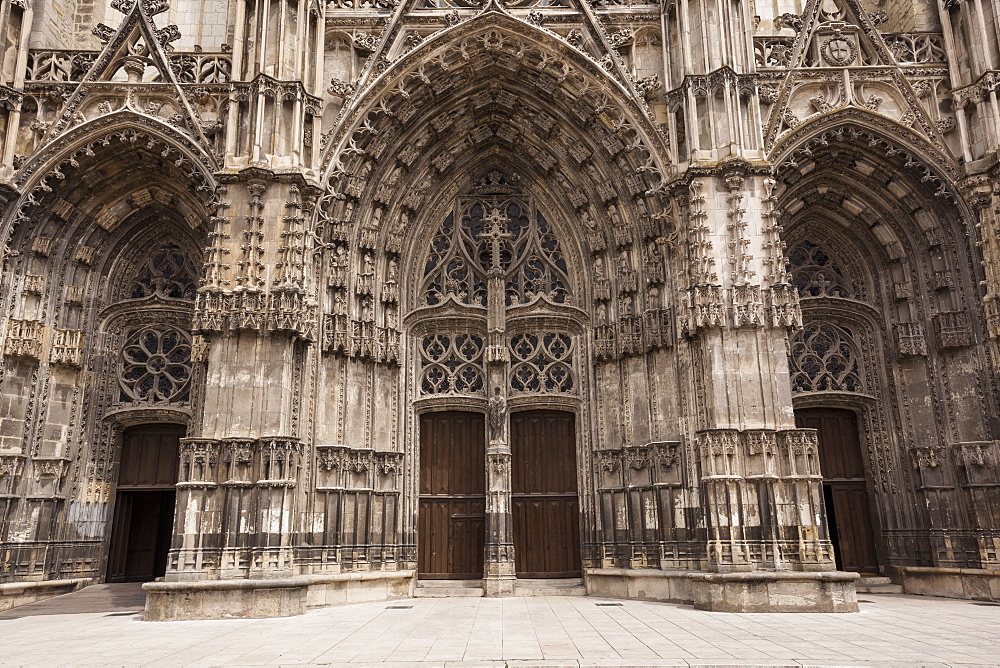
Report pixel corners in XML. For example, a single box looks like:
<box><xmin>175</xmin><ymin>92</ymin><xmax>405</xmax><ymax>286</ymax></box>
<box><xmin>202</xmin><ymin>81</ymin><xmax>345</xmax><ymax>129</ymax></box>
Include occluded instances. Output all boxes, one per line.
<box><xmin>414</xmin><ymin>580</ymin><xmax>484</xmax><ymax>597</ymax></box>
<box><xmin>856</xmin><ymin>583</ymin><xmax>904</xmax><ymax>594</ymax></box>
<box><xmin>516</xmin><ymin>578</ymin><xmax>587</xmax><ymax>596</ymax></box>
<box><xmin>857</xmin><ymin>576</ymin><xmax>892</xmax><ymax>585</ymax></box>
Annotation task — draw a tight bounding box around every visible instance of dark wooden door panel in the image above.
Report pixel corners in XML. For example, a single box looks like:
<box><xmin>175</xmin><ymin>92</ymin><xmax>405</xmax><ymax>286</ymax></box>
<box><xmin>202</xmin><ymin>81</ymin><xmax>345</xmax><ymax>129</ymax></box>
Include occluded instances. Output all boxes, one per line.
<box><xmin>118</xmin><ymin>424</ymin><xmax>183</xmax><ymax>488</ymax></box>
<box><xmin>829</xmin><ymin>483</ymin><xmax>879</xmax><ymax>574</ymax></box>
<box><xmin>511</xmin><ymin>410</ymin><xmax>581</xmax><ymax>578</ymax></box>
<box><xmin>418</xmin><ymin>498</ymin><xmax>485</xmax><ymax>579</ymax></box>
<box><xmin>420</xmin><ymin>412</ymin><xmax>485</xmax><ymax>496</ymax></box>
<box><xmin>109</xmin><ymin>424</ymin><xmax>183</xmax><ymax>582</ymax></box>
<box><xmin>512</xmin><ymin>411</ymin><xmax>577</xmax><ymax>494</ymax></box>
<box><xmin>795</xmin><ymin>408</ymin><xmax>865</xmax><ymax>480</ymax></box>
<box><xmin>513</xmin><ymin>497</ymin><xmax>581</xmax><ymax>578</ymax></box>
<box><xmin>795</xmin><ymin>408</ymin><xmax>880</xmax><ymax>574</ymax></box>
<box><xmin>418</xmin><ymin>412</ymin><xmax>486</xmax><ymax>579</ymax></box>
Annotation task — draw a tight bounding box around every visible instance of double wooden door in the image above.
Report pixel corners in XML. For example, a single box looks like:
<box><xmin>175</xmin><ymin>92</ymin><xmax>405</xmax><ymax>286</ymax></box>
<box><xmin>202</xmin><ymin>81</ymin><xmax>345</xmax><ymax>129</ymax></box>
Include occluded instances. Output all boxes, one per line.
<box><xmin>795</xmin><ymin>408</ymin><xmax>880</xmax><ymax>575</ymax></box>
<box><xmin>107</xmin><ymin>424</ymin><xmax>183</xmax><ymax>582</ymax></box>
<box><xmin>417</xmin><ymin>409</ymin><xmax>581</xmax><ymax>579</ymax></box>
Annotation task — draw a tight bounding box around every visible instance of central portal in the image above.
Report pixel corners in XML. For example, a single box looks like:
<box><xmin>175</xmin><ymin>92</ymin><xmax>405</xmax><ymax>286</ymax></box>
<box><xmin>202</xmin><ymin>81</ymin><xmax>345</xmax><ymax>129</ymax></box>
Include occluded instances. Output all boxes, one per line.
<box><xmin>412</xmin><ymin>171</ymin><xmax>584</xmax><ymax>592</ymax></box>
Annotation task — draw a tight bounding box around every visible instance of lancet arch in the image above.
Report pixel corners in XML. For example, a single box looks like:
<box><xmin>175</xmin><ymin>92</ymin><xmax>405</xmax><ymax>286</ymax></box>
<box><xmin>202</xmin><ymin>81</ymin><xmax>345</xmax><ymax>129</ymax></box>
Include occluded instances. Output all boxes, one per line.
<box><xmin>774</xmin><ymin>115</ymin><xmax>998</xmax><ymax>574</ymax></box>
<box><xmin>316</xmin><ymin>12</ymin><xmax>676</xmax><ymax>299</ymax></box>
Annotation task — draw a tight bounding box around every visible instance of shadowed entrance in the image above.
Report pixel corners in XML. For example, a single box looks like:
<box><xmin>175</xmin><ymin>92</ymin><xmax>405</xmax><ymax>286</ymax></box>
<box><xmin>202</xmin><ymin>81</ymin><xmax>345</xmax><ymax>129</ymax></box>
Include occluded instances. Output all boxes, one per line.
<box><xmin>796</xmin><ymin>408</ymin><xmax>879</xmax><ymax>575</ymax></box>
<box><xmin>107</xmin><ymin>424</ymin><xmax>183</xmax><ymax>582</ymax></box>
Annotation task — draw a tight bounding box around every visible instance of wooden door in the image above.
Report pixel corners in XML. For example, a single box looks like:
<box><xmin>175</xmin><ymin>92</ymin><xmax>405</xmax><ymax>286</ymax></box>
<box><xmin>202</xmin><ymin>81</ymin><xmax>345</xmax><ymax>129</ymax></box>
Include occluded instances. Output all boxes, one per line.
<box><xmin>511</xmin><ymin>410</ymin><xmax>581</xmax><ymax>578</ymax></box>
<box><xmin>418</xmin><ymin>411</ymin><xmax>485</xmax><ymax>579</ymax></box>
<box><xmin>796</xmin><ymin>408</ymin><xmax>880</xmax><ymax>574</ymax></box>
<box><xmin>108</xmin><ymin>424</ymin><xmax>183</xmax><ymax>582</ymax></box>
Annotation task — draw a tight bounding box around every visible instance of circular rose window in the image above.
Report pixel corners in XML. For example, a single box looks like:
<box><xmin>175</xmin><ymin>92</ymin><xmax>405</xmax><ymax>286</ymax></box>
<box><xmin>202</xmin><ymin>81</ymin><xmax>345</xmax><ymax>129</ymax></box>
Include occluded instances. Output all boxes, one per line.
<box><xmin>119</xmin><ymin>325</ymin><xmax>193</xmax><ymax>404</ymax></box>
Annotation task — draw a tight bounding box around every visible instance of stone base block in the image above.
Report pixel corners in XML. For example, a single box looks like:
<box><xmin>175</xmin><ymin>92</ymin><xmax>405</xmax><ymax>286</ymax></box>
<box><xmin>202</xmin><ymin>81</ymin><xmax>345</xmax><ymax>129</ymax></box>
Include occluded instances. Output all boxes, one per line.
<box><xmin>484</xmin><ymin>575</ymin><xmax>517</xmax><ymax>597</ymax></box>
<box><xmin>305</xmin><ymin>570</ymin><xmax>415</xmax><ymax>607</ymax></box>
<box><xmin>143</xmin><ymin>571</ymin><xmax>416</xmax><ymax>621</ymax></box>
<box><xmin>0</xmin><ymin>577</ymin><xmax>92</xmax><ymax>612</ymax></box>
<box><xmin>585</xmin><ymin>568</ymin><xmax>859</xmax><ymax>612</ymax></box>
<box><xmin>900</xmin><ymin>566</ymin><xmax>1000</xmax><ymax>602</ymax></box>
<box><xmin>143</xmin><ymin>579</ymin><xmax>308</xmax><ymax>621</ymax></box>
<box><xmin>584</xmin><ymin>569</ymin><xmax>693</xmax><ymax>604</ymax></box>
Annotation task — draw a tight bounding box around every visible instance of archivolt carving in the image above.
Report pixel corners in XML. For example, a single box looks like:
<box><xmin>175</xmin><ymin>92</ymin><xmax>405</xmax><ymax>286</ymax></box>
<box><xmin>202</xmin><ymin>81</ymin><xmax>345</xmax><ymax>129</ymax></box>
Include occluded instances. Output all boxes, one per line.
<box><xmin>771</xmin><ymin>117</ymin><xmax>960</xmax><ymax>199</ymax></box>
<box><xmin>321</xmin><ymin>13</ymin><xmax>670</xmax><ymax>199</ymax></box>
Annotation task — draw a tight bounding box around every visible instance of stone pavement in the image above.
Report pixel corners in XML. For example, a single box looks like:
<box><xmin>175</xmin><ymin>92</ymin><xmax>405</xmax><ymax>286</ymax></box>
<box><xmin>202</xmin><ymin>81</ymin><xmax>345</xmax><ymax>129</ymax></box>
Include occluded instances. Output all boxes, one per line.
<box><xmin>0</xmin><ymin>584</ymin><xmax>998</xmax><ymax>667</ymax></box>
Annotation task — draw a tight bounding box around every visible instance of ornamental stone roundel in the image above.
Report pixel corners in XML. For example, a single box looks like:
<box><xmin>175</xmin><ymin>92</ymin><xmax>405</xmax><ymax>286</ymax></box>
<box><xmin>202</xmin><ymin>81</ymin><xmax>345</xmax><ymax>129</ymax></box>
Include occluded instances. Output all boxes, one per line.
<box><xmin>119</xmin><ymin>325</ymin><xmax>193</xmax><ymax>405</ymax></box>
<box><xmin>822</xmin><ymin>36</ymin><xmax>856</xmax><ymax>67</ymax></box>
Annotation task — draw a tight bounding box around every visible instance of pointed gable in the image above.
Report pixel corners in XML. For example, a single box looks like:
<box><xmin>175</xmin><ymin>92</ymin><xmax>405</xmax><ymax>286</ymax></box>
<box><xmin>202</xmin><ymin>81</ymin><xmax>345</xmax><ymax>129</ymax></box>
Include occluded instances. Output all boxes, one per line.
<box><xmin>43</xmin><ymin>0</ymin><xmax>209</xmax><ymax>147</ymax></box>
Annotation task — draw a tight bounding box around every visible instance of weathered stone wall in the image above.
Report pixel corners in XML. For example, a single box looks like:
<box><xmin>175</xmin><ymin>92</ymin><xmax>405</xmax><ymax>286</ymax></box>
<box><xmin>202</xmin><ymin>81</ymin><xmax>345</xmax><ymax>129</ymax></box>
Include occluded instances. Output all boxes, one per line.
<box><xmin>0</xmin><ymin>0</ymin><xmax>996</xmax><ymax>614</ymax></box>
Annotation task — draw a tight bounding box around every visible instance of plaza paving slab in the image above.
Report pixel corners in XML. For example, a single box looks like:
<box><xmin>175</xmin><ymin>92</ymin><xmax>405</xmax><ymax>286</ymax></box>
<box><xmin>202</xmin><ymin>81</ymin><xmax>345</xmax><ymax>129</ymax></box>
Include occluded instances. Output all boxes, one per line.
<box><xmin>0</xmin><ymin>584</ymin><xmax>998</xmax><ymax>667</ymax></box>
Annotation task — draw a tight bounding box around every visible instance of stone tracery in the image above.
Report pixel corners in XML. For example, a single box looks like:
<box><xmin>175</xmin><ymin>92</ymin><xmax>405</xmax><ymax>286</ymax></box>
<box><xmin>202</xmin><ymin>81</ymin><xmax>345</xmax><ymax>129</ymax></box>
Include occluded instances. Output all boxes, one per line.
<box><xmin>789</xmin><ymin>322</ymin><xmax>865</xmax><ymax>393</ymax></box>
<box><xmin>420</xmin><ymin>196</ymin><xmax>571</xmax><ymax>307</ymax></box>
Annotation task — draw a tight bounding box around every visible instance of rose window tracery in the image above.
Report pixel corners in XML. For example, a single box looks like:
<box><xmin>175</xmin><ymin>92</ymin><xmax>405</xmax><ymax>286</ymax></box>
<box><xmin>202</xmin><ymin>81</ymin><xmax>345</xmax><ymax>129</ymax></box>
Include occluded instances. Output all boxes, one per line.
<box><xmin>421</xmin><ymin>197</ymin><xmax>570</xmax><ymax>307</ymax></box>
<box><xmin>419</xmin><ymin>333</ymin><xmax>486</xmax><ymax>396</ymax></box>
<box><xmin>788</xmin><ymin>240</ymin><xmax>860</xmax><ymax>300</ymax></box>
<box><xmin>119</xmin><ymin>325</ymin><xmax>193</xmax><ymax>404</ymax></box>
<box><xmin>129</xmin><ymin>243</ymin><xmax>198</xmax><ymax>300</ymax></box>
<box><xmin>509</xmin><ymin>332</ymin><xmax>575</xmax><ymax>395</ymax></box>
<box><xmin>789</xmin><ymin>322</ymin><xmax>864</xmax><ymax>393</ymax></box>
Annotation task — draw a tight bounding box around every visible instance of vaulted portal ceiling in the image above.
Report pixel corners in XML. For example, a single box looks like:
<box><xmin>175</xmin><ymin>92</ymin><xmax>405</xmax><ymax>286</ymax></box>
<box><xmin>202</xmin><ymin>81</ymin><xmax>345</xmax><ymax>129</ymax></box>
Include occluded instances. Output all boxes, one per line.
<box><xmin>318</xmin><ymin>11</ymin><xmax>676</xmax><ymax>290</ymax></box>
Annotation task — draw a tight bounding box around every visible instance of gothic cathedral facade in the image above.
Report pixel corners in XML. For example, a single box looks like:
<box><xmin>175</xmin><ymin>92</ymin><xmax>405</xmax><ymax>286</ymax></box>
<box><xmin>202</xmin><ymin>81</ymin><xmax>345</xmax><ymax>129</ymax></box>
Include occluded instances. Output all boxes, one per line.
<box><xmin>0</xmin><ymin>0</ymin><xmax>998</xmax><ymax>618</ymax></box>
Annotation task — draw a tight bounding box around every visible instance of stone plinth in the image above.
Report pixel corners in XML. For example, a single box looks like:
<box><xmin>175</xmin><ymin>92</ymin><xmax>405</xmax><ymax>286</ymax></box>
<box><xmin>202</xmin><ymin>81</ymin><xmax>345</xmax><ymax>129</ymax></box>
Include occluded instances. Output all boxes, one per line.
<box><xmin>143</xmin><ymin>579</ymin><xmax>308</xmax><ymax>621</ymax></box>
<box><xmin>585</xmin><ymin>568</ymin><xmax>859</xmax><ymax>612</ymax></box>
<box><xmin>0</xmin><ymin>578</ymin><xmax>92</xmax><ymax>612</ymax></box>
<box><xmin>143</xmin><ymin>571</ymin><xmax>416</xmax><ymax>620</ymax></box>
<box><xmin>900</xmin><ymin>566</ymin><xmax>1000</xmax><ymax>602</ymax></box>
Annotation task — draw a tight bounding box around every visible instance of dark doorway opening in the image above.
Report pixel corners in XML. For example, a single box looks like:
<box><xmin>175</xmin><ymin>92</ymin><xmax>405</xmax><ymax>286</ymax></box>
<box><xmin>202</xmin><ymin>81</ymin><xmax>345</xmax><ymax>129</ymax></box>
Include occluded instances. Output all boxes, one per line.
<box><xmin>107</xmin><ymin>424</ymin><xmax>183</xmax><ymax>582</ymax></box>
<box><xmin>795</xmin><ymin>408</ymin><xmax>880</xmax><ymax>575</ymax></box>
<box><xmin>511</xmin><ymin>410</ymin><xmax>581</xmax><ymax>578</ymax></box>
<box><xmin>418</xmin><ymin>411</ymin><xmax>486</xmax><ymax>579</ymax></box>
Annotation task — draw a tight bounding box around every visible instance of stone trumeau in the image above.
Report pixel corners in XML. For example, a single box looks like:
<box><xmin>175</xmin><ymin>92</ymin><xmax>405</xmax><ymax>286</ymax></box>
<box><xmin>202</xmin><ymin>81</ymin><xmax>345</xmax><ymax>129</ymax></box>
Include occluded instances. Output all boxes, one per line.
<box><xmin>0</xmin><ymin>0</ymin><xmax>997</xmax><ymax>618</ymax></box>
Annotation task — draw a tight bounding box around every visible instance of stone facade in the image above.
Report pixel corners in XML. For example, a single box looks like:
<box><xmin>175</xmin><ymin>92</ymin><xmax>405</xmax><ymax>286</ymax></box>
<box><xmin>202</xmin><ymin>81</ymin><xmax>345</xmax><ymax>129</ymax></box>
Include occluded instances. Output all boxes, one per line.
<box><xmin>0</xmin><ymin>0</ymin><xmax>998</xmax><ymax>617</ymax></box>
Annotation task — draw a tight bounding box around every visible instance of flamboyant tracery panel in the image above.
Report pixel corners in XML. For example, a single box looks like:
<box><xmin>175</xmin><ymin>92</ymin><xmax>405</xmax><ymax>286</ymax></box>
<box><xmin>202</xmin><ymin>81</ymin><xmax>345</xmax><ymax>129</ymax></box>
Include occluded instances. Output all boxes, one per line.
<box><xmin>421</xmin><ymin>197</ymin><xmax>570</xmax><ymax>307</ymax></box>
<box><xmin>419</xmin><ymin>332</ymin><xmax>486</xmax><ymax>396</ymax></box>
<box><xmin>128</xmin><ymin>242</ymin><xmax>199</xmax><ymax>301</ymax></box>
<box><xmin>788</xmin><ymin>240</ymin><xmax>861</xmax><ymax>301</ymax></box>
<box><xmin>789</xmin><ymin>322</ymin><xmax>865</xmax><ymax>394</ymax></box>
<box><xmin>509</xmin><ymin>332</ymin><xmax>576</xmax><ymax>395</ymax></box>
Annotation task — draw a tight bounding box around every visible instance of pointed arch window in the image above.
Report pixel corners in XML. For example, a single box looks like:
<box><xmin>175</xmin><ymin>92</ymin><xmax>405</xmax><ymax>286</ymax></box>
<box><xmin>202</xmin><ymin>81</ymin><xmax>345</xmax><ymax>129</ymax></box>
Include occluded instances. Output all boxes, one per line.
<box><xmin>420</xmin><ymin>197</ymin><xmax>570</xmax><ymax>307</ymax></box>
<box><xmin>788</xmin><ymin>240</ymin><xmax>860</xmax><ymax>301</ymax></box>
<box><xmin>789</xmin><ymin>322</ymin><xmax>865</xmax><ymax>394</ymax></box>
